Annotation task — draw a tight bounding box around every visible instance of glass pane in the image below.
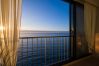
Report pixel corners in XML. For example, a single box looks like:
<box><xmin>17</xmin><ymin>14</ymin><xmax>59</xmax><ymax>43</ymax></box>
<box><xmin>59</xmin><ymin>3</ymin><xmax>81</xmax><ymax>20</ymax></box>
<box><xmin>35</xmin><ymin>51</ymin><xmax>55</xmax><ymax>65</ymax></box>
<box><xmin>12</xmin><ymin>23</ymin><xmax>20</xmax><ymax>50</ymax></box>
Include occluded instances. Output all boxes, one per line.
<box><xmin>75</xmin><ymin>3</ymin><xmax>89</xmax><ymax>57</ymax></box>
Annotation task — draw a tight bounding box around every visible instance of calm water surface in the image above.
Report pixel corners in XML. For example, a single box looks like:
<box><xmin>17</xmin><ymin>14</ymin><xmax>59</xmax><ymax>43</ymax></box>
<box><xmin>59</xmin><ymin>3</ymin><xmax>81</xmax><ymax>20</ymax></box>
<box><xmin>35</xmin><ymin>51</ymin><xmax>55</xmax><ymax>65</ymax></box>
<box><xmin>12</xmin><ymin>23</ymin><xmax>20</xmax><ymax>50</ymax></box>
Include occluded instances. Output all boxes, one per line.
<box><xmin>17</xmin><ymin>31</ymin><xmax>70</xmax><ymax>66</ymax></box>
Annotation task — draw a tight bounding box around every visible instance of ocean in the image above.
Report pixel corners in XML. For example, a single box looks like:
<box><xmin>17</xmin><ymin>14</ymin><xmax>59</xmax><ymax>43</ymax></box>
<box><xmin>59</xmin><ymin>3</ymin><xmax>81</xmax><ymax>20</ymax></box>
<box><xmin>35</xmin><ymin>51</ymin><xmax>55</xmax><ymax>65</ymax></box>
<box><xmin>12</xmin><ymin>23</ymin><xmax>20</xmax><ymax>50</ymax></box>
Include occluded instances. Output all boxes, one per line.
<box><xmin>17</xmin><ymin>31</ymin><xmax>70</xmax><ymax>66</ymax></box>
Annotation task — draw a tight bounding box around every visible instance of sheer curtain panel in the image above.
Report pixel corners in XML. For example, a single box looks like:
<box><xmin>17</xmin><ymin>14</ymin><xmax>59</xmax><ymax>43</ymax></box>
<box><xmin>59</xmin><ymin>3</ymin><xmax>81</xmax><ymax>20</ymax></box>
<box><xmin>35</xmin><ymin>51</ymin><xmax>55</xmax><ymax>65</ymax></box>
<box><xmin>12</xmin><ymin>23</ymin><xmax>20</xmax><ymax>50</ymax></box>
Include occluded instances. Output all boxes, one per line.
<box><xmin>0</xmin><ymin>0</ymin><xmax>22</xmax><ymax>66</ymax></box>
<box><xmin>84</xmin><ymin>2</ymin><xmax>96</xmax><ymax>53</ymax></box>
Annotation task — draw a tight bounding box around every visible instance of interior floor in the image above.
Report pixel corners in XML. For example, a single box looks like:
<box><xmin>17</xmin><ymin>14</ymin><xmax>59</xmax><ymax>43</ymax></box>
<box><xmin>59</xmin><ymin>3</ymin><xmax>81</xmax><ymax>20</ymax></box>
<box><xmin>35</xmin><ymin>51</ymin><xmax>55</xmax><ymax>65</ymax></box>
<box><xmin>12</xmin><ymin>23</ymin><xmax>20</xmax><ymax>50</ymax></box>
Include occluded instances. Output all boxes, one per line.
<box><xmin>63</xmin><ymin>54</ymin><xmax>99</xmax><ymax>66</ymax></box>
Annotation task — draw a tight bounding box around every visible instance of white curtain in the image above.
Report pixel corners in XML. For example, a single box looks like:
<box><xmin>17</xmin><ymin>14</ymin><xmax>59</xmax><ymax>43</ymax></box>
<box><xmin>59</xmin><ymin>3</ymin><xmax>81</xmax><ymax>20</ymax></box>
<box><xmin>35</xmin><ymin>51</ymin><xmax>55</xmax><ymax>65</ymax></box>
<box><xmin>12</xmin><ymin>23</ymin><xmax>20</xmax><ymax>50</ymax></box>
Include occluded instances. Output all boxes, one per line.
<box><xmin>0</xmin><ymin>0</ymin><xmax>22</xmax><ymax>66</ymax></box>
<box><xmin>84</xmin><ymin>2</ymin><xmax>96</xmax><ymax>53</ymax></box>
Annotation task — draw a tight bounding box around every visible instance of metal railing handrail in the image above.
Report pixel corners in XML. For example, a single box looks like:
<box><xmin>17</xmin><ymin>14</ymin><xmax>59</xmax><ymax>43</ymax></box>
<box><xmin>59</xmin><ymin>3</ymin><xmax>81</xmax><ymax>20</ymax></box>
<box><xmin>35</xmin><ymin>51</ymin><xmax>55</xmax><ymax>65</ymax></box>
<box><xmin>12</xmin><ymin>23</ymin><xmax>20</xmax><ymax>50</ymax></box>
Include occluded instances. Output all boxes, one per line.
<box><xmin>17</xmin><ymin>36</ymin><xmax>70</xmax><ymax>66</ymax></box>
<box><xmin>19</xmin><ymin>36</ymin><xmax>70</xmax><ymax>39</ymax></box>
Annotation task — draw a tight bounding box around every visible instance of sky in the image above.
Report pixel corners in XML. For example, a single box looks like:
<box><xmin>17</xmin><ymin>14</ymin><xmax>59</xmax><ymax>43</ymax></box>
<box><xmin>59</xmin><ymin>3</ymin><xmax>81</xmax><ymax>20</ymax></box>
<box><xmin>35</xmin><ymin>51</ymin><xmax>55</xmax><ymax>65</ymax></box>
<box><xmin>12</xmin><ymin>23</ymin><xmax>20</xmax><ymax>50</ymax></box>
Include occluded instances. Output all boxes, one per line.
<box><xmin>21</xmin><ymin>0</ymin><xmax>69</xmax><ymax>31</ymax></box>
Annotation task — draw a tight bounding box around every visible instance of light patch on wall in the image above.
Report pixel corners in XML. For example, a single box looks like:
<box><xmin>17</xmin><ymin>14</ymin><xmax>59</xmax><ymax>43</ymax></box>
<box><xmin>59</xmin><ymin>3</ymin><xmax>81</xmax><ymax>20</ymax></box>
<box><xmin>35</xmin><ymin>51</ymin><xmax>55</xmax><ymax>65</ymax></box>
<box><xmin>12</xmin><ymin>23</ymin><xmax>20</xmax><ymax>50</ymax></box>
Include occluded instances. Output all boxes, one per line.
<box><xmin>95</xmin><ymin>33</ymin><xmax>99</xmax><ymax>53</ymax></box>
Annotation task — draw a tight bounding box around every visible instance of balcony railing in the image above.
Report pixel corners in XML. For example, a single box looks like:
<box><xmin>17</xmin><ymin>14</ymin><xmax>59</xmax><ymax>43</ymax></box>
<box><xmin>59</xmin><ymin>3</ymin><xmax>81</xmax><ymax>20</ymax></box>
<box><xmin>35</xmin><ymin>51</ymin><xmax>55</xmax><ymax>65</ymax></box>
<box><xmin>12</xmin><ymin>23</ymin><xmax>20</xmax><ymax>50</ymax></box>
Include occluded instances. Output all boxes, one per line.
<box><xmin>17</xmin><ymin>36</ymin><xmax>70</xmax><ymax>66</ymax></box>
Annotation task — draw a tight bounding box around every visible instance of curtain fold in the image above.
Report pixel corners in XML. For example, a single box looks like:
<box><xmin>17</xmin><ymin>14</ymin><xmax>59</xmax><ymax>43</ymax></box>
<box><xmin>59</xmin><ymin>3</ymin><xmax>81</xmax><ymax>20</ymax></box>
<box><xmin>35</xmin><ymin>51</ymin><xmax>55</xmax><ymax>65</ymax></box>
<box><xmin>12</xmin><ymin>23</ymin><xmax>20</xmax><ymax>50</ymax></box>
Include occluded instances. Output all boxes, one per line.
<box><xmin>0</xmin><ymin>0</ymin><xmax>22</xmax><ymax>66</ymax></box>
<box><xmin>84</xmin><ymin>2</ymin><xmax>96</xmax><ymax>53</ymax></box>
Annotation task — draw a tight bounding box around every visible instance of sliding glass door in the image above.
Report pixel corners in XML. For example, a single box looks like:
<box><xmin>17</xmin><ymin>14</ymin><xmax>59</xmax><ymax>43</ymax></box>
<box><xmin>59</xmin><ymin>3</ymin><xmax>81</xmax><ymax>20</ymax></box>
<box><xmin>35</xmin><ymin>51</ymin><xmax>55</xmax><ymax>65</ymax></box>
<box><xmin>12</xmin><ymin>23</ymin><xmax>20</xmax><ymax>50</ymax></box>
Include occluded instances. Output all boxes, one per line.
<box><xmin>73</xmin><ymin>2</ymin><xmax>90</xmax><ymax>58</ymax></box>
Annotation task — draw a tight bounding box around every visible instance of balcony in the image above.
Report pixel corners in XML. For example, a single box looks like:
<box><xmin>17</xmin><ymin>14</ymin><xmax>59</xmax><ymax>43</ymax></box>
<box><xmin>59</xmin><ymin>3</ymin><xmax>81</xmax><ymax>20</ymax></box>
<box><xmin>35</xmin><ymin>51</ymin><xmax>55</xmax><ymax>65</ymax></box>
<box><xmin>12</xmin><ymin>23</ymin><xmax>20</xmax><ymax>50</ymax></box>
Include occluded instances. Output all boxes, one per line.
<box><xmin>17</xmin><ymin>36</ymin><xmax>71</xmax><ymax>66</ymax></box>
